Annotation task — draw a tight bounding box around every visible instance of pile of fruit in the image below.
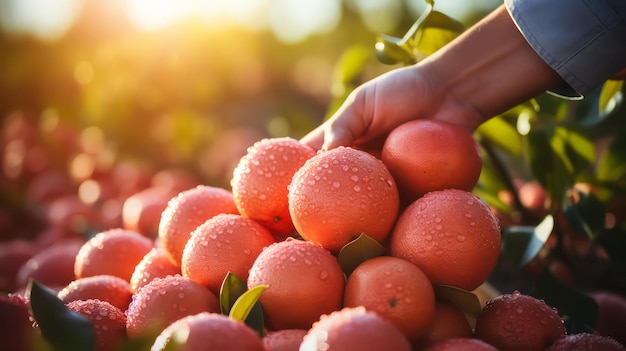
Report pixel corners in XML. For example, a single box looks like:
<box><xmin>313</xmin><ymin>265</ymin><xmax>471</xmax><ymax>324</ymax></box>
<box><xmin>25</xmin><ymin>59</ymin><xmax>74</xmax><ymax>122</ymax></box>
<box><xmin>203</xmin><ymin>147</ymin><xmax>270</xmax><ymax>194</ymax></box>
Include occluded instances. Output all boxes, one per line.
<box><xmin>1</xmin><ymin>117</ymin><xmax>624</xmax><ymax>351</ymax></box>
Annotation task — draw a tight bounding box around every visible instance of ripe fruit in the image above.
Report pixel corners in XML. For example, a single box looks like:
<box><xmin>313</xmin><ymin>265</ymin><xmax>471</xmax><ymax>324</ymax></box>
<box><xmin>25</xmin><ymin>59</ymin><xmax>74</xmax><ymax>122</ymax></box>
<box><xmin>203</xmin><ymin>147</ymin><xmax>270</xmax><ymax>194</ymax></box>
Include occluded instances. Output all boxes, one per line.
<box><xmin>545</xmin><ymin>333</ymin><xmax>624</xmax><ymax>351</ymax></box>
<box><xmin>288</xmin><ymin>146</ymin><xmax>399</xmax><ymax>253</ymax></box>
<box><xmin>151</xmin><ymin>312</ymin><xmax>265</xmax><ymax>351</ymax></box>
<box><xmin>300</xmin><ymin>306</ymin><xmax>412</xmax><ymax>351</ymax></box>
<box><xmin>16</xmin><ymin>239</ymin><xmax>84</xmax><ymax>291</ymax></box>
<box><xmin>0</xmin><ymin>240</ymin><xmax>38</xmax><ymax>292</ymax></box>
<box><xmin>474</xmin><ymin>292</ymin><xmax>566</xmax><ymax>351</ymax></box>
<box><xmin>181</xmin><ymin>213</ymin><xmax>275</xmax><ymax>295</ymax></box>
<box><xmin>424</xmin><ymin>338</ymin><xmax>498</xmax><ymax>351</ymax></box>
<box><xmin>343</xmin><ymin>256</ymin><xmax>435</xmax><ymax>341</ymax></box>
<box><xmin>381</xmin><ymin>119</ymin><xmax>482</xmax><ymax>202</ymax></box>
<box><xmin>590</xmin><ymin>291</ymin><xmax>626</xmax><ymax>345</ymax></box>
<box><xmin>416</xmin><ymin>301</ymin><xmax>474</xmax><ymax>349</ymax></box>
<box><xmin>389</xmin><ymin>189</ymin><xmax>501</xmax><ymax>291</ymax></box>
<box><xmin>231</xmin><ymin>137</ymin><xmax>316</xmax><ymax>239</ymax></box>
<box><xmin>130</xmin><ymin>247</ymin><xmax>181</xmax><ymax>293</ymax></box>
<box><xmin>0</xmin><ymin>294</ymin><xmax>39</xmax><ymax>351</ymax></box>
<box><xmin>74</xmin><ymin>228</ymin><xmax>153</xmax><ymax>282</ymax></box>
<box><xmin>247</xmin><ymin>238</ymin><xmax>345</xmax><ymax>330</ymax></box>
<box><xmin>122</xmin><ymin>186</ymin><xmax>178</xmax><ymax>239</ymax></box>
<box><xmin>158</xmin><ymin>185</ymin><xmax>239</xmax><ymax>266</ymax></box>
<box><xmin>57</xmin><ymin>274</ymin><xmax>133</xmax><ymax>311</ymax></box>
<box><xmin>66</xmin><ymin>299</ymin><xmax>127</xmax><ymax>351</ymax></box>
<box><xmin>125</xmin><ymin>274</ymin><xmax>220</xmax><ymax>340</ymax></box>
<box><xmin>262</xmin><ymin>329</ymin><xmax>308</xmax><ymax>351</ymax></box>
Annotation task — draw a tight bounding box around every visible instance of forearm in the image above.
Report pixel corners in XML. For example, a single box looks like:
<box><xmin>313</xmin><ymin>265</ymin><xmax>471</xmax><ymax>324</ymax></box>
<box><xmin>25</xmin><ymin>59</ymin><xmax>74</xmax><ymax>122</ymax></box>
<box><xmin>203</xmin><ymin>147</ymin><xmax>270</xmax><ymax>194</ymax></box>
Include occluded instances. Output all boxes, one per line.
<box><xmin>421</xmin><ymin>5</ymin><xmax>563</xmax><ymax>122</ymax></box>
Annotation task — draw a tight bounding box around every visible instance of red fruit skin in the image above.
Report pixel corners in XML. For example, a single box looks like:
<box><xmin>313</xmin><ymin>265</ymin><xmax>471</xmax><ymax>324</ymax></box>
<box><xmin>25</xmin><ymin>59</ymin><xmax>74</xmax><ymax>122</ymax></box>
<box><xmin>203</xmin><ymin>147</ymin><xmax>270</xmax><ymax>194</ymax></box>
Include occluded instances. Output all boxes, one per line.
<box><xmin>425</xmin><ymin>338</ymin><xmax>499</xmax><ymax>351</ymax></box>
<box><xmin>262</xmin><ymin>329</ymin><xmax>308</xmax><ymax>351</ymax></box>
<box><xmin>74</xmin><ymin>228</ymin><xmax>153</xmax><ymax>282</ymax></box>
<box><xmin>474</xmin><ymin>293</ymin><xmax>567</xmax><ymax>351</ymax></box>
<box><xmin>158</xmin><ymin>185</ymin><xmax>239</xmax><ymax>266</ymax></box>
<box><xmin>122</xmin><ymin>187</ymin><xmax>178</xmax><ymax>239</ymax></box>
<box><xmin>66</xmin><ymin>299</ymin><xmax>127</xmax><ymax>351</ymax></box>
<box><xmin>130</xmin><ymin>247</ymin><xmax>181</xmax><ymax>293</ymax></box>
<box><xmin>545</xmin><ymin>333</ymin><xmax>624</xmax><ymax>351</ymax></box>
<box><xmin>0</xmin><ymin>240</ymin><xmax>38</xmax><ymax>293</ymax></box>
<box><xmin>0</xmin><ymin>294</ymin><xmax>40</xmax><ymax>351</ymax></box>
<box><xmin>125</xmin><ymin>275</ymin><xmax>220</xmax><ymax>340</ymax></box>
<box><xmin>151</xmin><ymin>312</ymin><xmax>265</xmax><ymax>351</ymax></box>
<box><xmin>16</xmin><ymin>239</ymin><xmax>85</xmax><ymax>292</ymax></box>
<box><xmin>381</xmin><ymin>119</ymin><xmax>482</xmax><ymax>203</ymax></box>
<box><xmin>300</xmin><ymin>306</ymin><xmax>412</xmax><ymax>351</ymax></box>
<box><xmin>57</xmin><ymin>274</ymin><xmax>133</xmax><ymax>311</ymax></box>
<box><xmin>590</xmin><ymin>291</ymin><xmax>626</xmax><ymax>345</ymax></box>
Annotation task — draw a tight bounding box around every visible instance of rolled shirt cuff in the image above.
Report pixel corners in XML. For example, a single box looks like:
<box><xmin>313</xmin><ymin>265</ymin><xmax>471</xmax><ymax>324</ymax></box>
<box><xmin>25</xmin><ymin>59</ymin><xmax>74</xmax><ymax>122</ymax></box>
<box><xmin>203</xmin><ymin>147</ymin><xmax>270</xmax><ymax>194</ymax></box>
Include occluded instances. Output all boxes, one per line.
<box><xmin>505</xmin><ymin>0</ymin><xmax>626</xmax><ymax>99</ymax></box>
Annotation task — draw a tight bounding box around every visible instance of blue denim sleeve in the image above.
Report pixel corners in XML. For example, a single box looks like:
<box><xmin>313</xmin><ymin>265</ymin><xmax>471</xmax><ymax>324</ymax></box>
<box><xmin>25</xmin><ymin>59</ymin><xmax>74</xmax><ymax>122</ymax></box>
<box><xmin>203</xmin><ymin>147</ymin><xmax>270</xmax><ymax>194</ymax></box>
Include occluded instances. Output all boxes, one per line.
<box><xmin>504</xmin><ymin>0</ymin><xmax>626</xmax><ymax>98</ymax></box>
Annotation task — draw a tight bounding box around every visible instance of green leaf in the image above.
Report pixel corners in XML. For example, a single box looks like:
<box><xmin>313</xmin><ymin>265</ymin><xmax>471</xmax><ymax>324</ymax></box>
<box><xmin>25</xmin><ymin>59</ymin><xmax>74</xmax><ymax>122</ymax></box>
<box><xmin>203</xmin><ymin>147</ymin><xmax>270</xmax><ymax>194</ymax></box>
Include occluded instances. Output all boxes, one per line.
<box><xmin>502</xmin><ymin>215</ymin><xmax>554</xmax><ymax>268</ymax></box>
<box><xmin>534</xmin><ymin>268</ymin><xmax>598</xmax><ymax>328</ymax></box>
<box><xmin>375</xmin><ymin>35</ymin><xmax>414</xmax><ymax>65</ymax></box>
<box><xmin>476</xmin><ymin>116</ymin><xmax>522</xmax><ymax>156</ymax></box>
<box><xmin>422</xmin><ymin>10</ymin><xmax>465</xmax><ymax>32</ymax></box>
<box><xmin>598</xmin><ymin>80</ymin><xmax>624</xmax><ymax>117</ymax></box>
<box><xmin>563</xmin><ymin>191</ymin><xmax>606</xmax><ymax>239</ymax></box>
<box><xmin>596</xmin><ymin>136</ymin><xmax>626</xmax><ymax>184</ymax></box>
<box><xmin>526</xmin><ymin>127</ymin><xmax>595</xmax><ymax>203</ymax></box>
<box><xmin>229</xmin><ymin>285</ymin><xmax>267</xmax><ymax>337</ymax></box>
<box><xmin>219</xmin><ymin>272</ymin><xmax>248</xmax><ymax>315</ymax></box>
<box><xmin>331</xmin><ymin>45</ymin><xmax>371</xmax><ymax>91</ymax></box>
<box><xmin>26</xmin><ymin>279</ymin><xmax>96</xmax><ymax>351</ymax></box>
<box><xmin>337</xmin><ymin>233</ymin><xmax>386</xmax><ymax>276</ymax></box>
<box><xmin>434</xmin><ymin>285</ymin><xmax>482</xmax><ymax>319</ymax></box>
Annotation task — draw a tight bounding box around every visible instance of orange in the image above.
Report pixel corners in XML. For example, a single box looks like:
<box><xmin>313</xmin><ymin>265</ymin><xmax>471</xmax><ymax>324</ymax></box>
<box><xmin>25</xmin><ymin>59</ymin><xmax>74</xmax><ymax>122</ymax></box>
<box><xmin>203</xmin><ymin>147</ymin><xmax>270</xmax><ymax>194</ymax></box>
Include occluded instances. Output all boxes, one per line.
<box><xmin>158</xmin><ymin>185</ymin><xmax>239</xmax><ymax>266</ymax></box>
<box><xmin>425</xmin><ymin>338</ymin><xmax>498</xmax><ymax>351</ymax></box>
<box><xmin>474</xmin><ymin>292</ymin><xmax>566</xmax><ymax>351</ymax></box>
<box><xmin>181</xmin><ymin>213</ymin><xmax>275</xmax><ymax>295</ymax></box>
<box><xmin>66</xmin><ymin>299</ymin><xmax>127</xmax><ymax>351</ymax></box>
<box><xmin>57</xmin><ymin>274</ymin><xmax>133</xmax><ymax>311</ymax></box>
<box><xmin>343</xmin><ymin>255</ymin><xmax>435</xmax><ymax>341</ymax></box>
<box><xmin>74</xmin><ymin>228</ymin><xmax>153</xmax><ymax>282</ymax></box>
<box><xmin>545</xmin><ymin>333</ymin><xmax>624</xmax><ymax>351</ymax></box>
<box><xmin>389</xmin><ymin>189</ymin><xmax>501</xmax><ymax>291</ymax></box>
<box><xmin>122</xmin><ymin>186</ymin><xmax>178</xmax><ymax>239</ymax></box>
<box><xmin>151</xmin><ymin>312</ymin><xmax>264</xmax><ymax>351</ymax></box>
<box><xmin>288</xmin><ymin>146</ymin><xmax>399</xmax><ymax>253</ymax></box>
<box><xmin>416</xmin><ymin>301</ymin><xmax>474</xmax><ymax>349</ymax></box>
<box><xmin>262</xmin><ymin>329</ymin><xmax>308</xmax><ymax>351</ymax></box>
<box><xmin>231</xmin><ymin>137</ymin><xmax>316</xmax><ymax>240</ymax></box>
<box><xmin>300</xmin><ymin>306</ymin><xmax>412</xmax><ymax>351</ymax></box>
<box><xmin>125</xmin><ymin>274</ymin><xmax>220</xmax><ymax>340</ymax></box>
<box><xmin>130</xmin><ymin>247</ymin><xmax>181</xmax><ymax>293</ymax></box>
<box><xmin>247</xmin><ymin>238</ymin><xmax>345</xmax><ymax>330</ymax></box>
<box><xmin>381</xmin><ymin>119</ymin><xmax>482</xmax><ymax>203</ymax></box>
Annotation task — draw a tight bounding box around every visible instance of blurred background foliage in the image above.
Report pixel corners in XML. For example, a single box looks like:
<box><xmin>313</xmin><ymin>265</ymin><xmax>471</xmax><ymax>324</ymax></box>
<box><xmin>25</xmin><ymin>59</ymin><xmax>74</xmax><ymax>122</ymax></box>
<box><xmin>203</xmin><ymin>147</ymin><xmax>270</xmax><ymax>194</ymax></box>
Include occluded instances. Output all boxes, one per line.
<box><xmin>0</xmin><ymin>0</ymin><xmax>499</xmax><ymax>188</ymax></box>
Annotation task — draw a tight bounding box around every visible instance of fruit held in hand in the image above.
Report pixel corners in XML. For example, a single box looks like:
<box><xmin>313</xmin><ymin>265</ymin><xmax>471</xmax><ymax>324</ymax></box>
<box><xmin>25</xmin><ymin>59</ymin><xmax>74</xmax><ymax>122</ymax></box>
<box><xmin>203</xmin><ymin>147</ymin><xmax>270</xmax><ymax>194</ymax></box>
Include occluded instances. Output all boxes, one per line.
<box><xmin>382</xmin><ymin>119</ymin><xmax>482</xmax><ymax>202</ymax></box>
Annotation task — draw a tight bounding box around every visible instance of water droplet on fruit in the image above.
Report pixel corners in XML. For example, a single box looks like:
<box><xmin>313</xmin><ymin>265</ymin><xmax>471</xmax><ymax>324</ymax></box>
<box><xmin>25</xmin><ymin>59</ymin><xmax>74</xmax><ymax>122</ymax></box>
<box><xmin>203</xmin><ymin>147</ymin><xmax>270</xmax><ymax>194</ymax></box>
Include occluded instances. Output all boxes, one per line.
<box><xmin>434</xmin><ymin>217</ymin><xmax>442</xmax><ymax>223</ymax></box>
<box><xmin>516</xmin><ymin>306</ymin><xmax>524</xmax><ymax>314</ymax></box>
<box><xmin>259</xmin><ymin>194</ymin><xmax>267</xmax><ymax>200</ymax></box>
<box><xmin>350</xmin><ymin>175</ymin><xmax>359</xmax><ymax>182</ymax></box>
<box><xmin>332</xmin><ymin>181</ymin><xmax>340</xmax><ymax>189</ymax></box>
<box><xmin>319</xmin><ymin>270</ymin><xmax>329</xmax><ymax>280</ymax></box>
<box><xmin>353</xmin><ymin>186</ymin><xmax>361</xmax><ymax>192</ymax></box>
<box><xmin>456</xmin><ymin>235</ymin><xmax>466</xmax><ymax>242</ymax></box>
<box><xmin>385</xmin><ymin>283</ymin><xmax>393</xmax><ymax>289</ymax></box>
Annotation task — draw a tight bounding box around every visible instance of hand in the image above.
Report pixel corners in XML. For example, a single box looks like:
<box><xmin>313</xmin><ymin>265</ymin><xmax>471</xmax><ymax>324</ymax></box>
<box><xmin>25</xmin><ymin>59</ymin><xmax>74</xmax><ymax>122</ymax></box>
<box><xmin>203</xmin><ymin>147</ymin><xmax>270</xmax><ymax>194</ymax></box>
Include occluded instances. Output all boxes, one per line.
<box><xmin>300</xmin><ymin>64</ymin><xmax>485</xmax><ymax>151</ymax></box>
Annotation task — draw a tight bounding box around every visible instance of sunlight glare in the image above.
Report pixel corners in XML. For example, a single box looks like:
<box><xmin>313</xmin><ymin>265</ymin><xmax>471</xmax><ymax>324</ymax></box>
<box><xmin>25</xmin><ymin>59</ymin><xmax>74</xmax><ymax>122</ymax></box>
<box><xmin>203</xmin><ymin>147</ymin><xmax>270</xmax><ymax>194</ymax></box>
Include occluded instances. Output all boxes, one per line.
<box><xmin>269</xmin><ymin>0</ymin><xmax>341</xmax><ymax>44</ymax></box>
<box><xmin>125</xmin><ymin>0</ymin><xmax>192</xmax><ymax>32</ymax></box>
